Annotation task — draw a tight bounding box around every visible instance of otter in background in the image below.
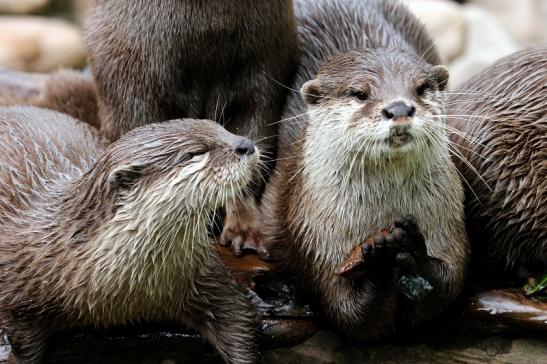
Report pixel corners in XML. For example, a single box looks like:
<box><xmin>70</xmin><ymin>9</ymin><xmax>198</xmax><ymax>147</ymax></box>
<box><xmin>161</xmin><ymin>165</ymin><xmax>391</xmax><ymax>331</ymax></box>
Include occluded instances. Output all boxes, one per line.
<box><xmin>447</xmin><ymin>47</ymin><xmax>546</xmax><ymax>280</ymax></box>
<box><xmin>85</xmin><ymin>0</ymin><xmax>299</xmax><ymax>256</ymax></box>
<box><xmin>259</xmin><ymin>0</ymin><xmax>468</xmax><ymax>338</ymax></box>
<box><xmin>0</xmin><ymin>107</ymin><xmax>260</xmax><ymax>363</ymax></box>
<box><xmin>0</xmin><ymin>69</ymin><xmax>99</xmax><ymax>130</ymax></box>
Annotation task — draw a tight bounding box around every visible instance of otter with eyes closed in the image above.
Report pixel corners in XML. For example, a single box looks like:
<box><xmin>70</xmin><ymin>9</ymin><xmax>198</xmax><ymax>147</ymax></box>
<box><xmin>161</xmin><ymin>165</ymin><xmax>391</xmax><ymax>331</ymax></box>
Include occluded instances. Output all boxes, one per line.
<box><xmin>0</xmin><ymin>107</ymin><xmax>260</xmax><ymax>363</ymax></box>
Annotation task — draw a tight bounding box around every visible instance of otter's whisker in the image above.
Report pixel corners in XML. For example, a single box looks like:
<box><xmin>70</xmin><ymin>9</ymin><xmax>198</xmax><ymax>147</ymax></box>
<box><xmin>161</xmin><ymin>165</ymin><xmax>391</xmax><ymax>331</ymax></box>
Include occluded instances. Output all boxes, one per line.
<box><xmin>421</xmin><ymin>21</ymin><xmax>465</xmax><ymax>61</ymax></box>
<box><xmin>446</xmin><ymin>141</ymin><xmax>491</xmax><ymax>193</ymax></box>
<box><xmin>267</xmin><ymin>112</ymin><xmax>309</xmax><ymax>127</ymax></box>
<box><xmin>261</xmin><ymin>71</ymin><xmax>338</xmax><ymax>102</ymax></box>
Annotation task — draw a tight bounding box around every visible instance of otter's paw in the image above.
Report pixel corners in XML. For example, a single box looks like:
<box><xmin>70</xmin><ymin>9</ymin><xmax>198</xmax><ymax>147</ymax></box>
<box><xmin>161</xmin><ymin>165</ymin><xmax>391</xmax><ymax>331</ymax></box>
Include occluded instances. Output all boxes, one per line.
<box><xmin>220</xmin><ymin>201</ymin><xmax>272</xmax><ymax>260</ymax></box>
<box><xmin>220</xmin><ymin>224</ymin><xmax>264</xmax><ymax>257</ymax></box>
<box><xmin>336</xmin><ymin>227</ymin><xmax>399</xmax><ymax>279</ymax></box>
<box><xmin>393</xmin><ymin>215</ymin><xmax>427</xmax><ymax>257</ymax></box>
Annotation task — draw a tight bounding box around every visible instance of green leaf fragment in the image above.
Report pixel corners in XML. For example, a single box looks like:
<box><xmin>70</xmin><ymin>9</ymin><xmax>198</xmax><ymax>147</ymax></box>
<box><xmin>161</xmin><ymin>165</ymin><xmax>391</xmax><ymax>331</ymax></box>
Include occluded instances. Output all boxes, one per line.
<box><xmin>523</xmin><ymin>272</ymin><xmax>547</xmax><ymax>297</ymax></box>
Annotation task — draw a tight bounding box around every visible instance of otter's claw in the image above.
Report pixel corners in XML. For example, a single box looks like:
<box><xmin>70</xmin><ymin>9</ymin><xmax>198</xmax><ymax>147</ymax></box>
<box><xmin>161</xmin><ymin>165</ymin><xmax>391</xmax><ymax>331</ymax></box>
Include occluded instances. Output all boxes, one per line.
<box><xmin>220</xmin><ymin>227</ymin><xmax>263</xmax><ymax>257</ymax></box>
<box><xmin>336</xmin><ymin>215</ymin><xmax>428</xmax><ymax>279</ymax></box>
<box><xmin>220</xmin><ymin>201</ymin><xmax>272</xmax><ymax>260</ymax></box>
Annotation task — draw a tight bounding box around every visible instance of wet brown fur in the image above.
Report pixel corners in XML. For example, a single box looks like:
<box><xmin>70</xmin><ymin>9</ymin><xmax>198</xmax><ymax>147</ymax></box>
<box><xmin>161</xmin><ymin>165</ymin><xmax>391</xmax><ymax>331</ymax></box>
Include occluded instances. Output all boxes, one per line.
<box><xmin>447</xmin><ymin>47</ymin><xmax>547</xmax><ymax>276</ymax></box>
<box><xmin>260</xmin><ymin>0</ymin><xmax>468</xmax><ymax>339</ymax></box>
<box><xmin>84</xmin><ymin>0</ymin><xmax>299</xmax><ymax>255</ymax></box>
<box><xmin>0</xmin><ymin>107</ymin><xmax>259</xmax><ymax>363</ymax></box>
<box><xmin>85</xmin><ymin>0</ymin><xmax>298</xmax><ymax>152</ymax></box>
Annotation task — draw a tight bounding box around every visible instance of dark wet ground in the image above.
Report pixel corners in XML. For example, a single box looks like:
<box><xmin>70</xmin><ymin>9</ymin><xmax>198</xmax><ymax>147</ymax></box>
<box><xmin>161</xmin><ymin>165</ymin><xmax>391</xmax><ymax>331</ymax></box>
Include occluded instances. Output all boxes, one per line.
<box><xmin>2</xmin><ymin>249</ymin><xmax>545</xmax><ymax>363</ymax></box>
<box><xmin>2</xmin><ymin>327</ymin><xmax>546</xmax><ymax>363</ymax></box>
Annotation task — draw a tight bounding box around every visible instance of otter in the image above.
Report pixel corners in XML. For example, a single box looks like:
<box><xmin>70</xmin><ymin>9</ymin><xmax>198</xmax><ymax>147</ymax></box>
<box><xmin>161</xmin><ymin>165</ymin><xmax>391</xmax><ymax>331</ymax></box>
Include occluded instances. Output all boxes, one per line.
<box><xmin>259</xmin><ymin>0</ymin><xmax>469</xmax><ymax>338</ymax></box>
<box><xmin>0</xmin><ymin>107</ymin><xmax>260</xmax><ymax>363</ymax></box>
<box><xmin>447</xmin><ymin>47</ymin><xmax>547</xmax><ymax>278</ymax></box>
<box><xmin>85</xmin><ymin>0</ymin><xmax>299</xmax><ymax>255</ymax></box>
<box><xmin>0</xmin><ymin>69</ymin><xmax>99</xmax><ymax>130</ymax></box>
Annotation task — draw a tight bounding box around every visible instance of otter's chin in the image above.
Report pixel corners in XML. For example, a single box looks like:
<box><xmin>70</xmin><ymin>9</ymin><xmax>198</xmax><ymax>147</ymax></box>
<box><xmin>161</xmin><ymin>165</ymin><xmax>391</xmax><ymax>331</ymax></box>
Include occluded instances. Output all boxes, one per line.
<box><xmin>217</xmin><ymin>150</ymin><xmax>260</xmax><ymax>201</ymax></box>
<box><xmin>383</xmin><ymin>134</ymin><xmax>417</xmax><ymax>152</ymax></box>
<box><xmin>388</xmin><ymin>133</ymin><xmax>413</xmax><ymax>147</ymax></box>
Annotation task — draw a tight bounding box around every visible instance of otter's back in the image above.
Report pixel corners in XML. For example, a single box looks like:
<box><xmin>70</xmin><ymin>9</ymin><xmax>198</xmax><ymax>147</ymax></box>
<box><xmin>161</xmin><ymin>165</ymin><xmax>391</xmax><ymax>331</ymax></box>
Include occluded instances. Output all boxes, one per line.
<box><xmin>0</xmin><ymin>107</ymin><xmax>104</xmax><ymax>224</ymax></box>
<box><xmin>448</xmin><ymin>48</ymin><xmax>547</xmax><ymax>271</ymax></box>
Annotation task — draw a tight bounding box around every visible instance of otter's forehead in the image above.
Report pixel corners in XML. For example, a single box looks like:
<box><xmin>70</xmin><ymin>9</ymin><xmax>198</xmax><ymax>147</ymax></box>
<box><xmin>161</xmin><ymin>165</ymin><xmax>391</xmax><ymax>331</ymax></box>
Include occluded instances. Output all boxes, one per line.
<box><xmin>115</xmin><ymin>118</ymin><xmax>242</xmax><ymax>149</ymax></box>
<box><xmin>317</xmin><ymin>48</ymin><xmax>432</xmax><ymax>96</ymax></box>
<box><xmin>100</xmin><ymin>118</ymin><xmax>250</xmax><ymax>175</ymax></box>
<box><xmin>123</xmin><ymin>118</ymin><xmax>229</xmax><ymax>140</ymax></box>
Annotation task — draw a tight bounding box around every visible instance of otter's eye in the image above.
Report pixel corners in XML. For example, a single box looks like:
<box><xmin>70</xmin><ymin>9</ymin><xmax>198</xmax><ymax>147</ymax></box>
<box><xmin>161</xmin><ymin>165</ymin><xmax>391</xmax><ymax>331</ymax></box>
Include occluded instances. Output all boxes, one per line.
<box><xmin>416</xmin><ymin>82</ymin><xmax>432</xmax><ymax>97</ymax></box>
<box><xmin>175</xmin><ymin>149</ymin><xmax>207</xmax><ymax>164</ymax></box>
<box><xmin>174</xmin><ymin>153</ymin><xmax>193</xmax><ymax>165</ymax></box>
<box><xmin>349</xmin><ymin>90</ymin><xmax>368</xmax><ymax>101</ymax></box>
<box><xmin>188</xmin><ymin>149</ymin><xmax>208</xmax><ymax>160</ymax></box>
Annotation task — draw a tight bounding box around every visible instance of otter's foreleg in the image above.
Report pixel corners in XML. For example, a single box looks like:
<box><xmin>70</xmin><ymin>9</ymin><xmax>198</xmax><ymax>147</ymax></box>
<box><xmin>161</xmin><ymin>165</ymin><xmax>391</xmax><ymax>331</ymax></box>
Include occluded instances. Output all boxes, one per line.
<box><xmin>183</xmin><ymin>257</ymin><xmax>260</xmax><ymax>364</ymax></box>
<box><xmin>392</xmin><ymin>217</ymin><xmax>467</xmax><ymax>325</ymax></box>
<box><xmin>219</xmin><ymin>73</ymin><xmax>284</xmax><ymax>261</ymax></box>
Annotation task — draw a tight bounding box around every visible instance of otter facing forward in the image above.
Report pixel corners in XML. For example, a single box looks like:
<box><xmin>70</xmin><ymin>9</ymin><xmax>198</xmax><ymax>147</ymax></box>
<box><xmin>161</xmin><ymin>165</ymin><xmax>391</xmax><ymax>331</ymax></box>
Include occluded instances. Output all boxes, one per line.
<box><xmin>0</xmin><ymin>107</ymin><xmax>259</xmax><ymax>363</ymax></box>
<box><xmin>260</xmin><ymin>0</ymin><xmax>469</xmax><ymax>339</ymax></box>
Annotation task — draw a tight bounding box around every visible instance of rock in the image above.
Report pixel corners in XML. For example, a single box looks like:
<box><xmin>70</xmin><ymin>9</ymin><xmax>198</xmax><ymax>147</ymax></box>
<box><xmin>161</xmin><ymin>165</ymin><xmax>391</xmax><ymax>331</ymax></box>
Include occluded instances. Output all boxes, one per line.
<box><xmin>403</xmin><ymin>0</ymin><xmax>467</xmax><ymax>63</ymax></box>
<box><xmin>465</xmin><ymin>289</ymin><xmax>547</xmax><ymax>331</ymax></box>
<box><xmin>263</xmin><ymin>329</ymin><xmax>547</xmax><ymax>364</ymax></box>
<box><xmin>0</xmin><ymin>16</ymin><xmax>85</xmax><ymax>72</ymax></box>
<box><xmin>469</xmin><ymin>0</ymin><xmax>547</xmax><ymax>45</ymax></box>
<box><xmin>447</xmin><ymin>4</ymin><xmax>518</xmax><ymax>88</ymax></box>
<box><xmin>0</xmin><ymin>0</ymin><xmax>49</xmax><ymax>14</ymax></box>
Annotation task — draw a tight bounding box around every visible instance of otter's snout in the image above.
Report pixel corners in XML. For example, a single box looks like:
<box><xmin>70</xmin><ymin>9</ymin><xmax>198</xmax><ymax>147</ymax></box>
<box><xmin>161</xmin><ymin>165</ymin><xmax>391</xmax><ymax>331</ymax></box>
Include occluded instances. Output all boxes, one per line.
<box><xmin>382</xmin><ymin>101</ymin><xmax>416</xmax><ymax>147</ymax></box>
<box><xmin>382</xmin><ymin>102</ymin><xmax>416</xmax><ymax>120</ymax></box>
<box><xmin>233</xmin><ymin>138</ymin><xmax>256</xmax><ymax>156</ymax></box>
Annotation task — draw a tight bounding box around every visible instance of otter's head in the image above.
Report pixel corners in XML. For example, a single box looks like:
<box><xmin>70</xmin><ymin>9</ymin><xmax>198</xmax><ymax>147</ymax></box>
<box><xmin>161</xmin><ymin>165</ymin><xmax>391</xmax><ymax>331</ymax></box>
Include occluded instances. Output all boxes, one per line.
<box><xmin>98</xmin><ymin>119</ymin><xmax>259</xmax><ymax>214</ymax></box>
<box><xmin>301</xmin><ymin>48</ymin><xmax>449</xmax><ymax>168</ymax></box>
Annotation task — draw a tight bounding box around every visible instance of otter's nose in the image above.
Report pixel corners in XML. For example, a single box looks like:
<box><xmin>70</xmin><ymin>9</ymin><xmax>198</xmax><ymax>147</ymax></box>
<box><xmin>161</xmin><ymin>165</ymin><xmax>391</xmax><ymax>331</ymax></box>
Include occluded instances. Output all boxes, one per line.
<box><xmin>234</xmin><ymin>138</ymin><xmax>256</xmax><ymax>156</ymax></box>
<box><xmin>382</xmin><ymin>102</ymin><xmax>416</xmax><ymax>120</ymax></box>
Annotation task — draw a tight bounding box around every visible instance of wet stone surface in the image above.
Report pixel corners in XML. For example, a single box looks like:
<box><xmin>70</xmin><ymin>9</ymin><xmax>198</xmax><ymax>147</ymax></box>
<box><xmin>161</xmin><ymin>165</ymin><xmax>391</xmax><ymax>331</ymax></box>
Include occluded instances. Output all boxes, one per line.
<box><xmin>2</xmin><ymin>326</ymin><xmax>546</xmax><ymax>363</ymax></box>
<box><xmin>263</xmin><ymin>329</ymin><xmax>547</xmax><ymax>364</ymax></box>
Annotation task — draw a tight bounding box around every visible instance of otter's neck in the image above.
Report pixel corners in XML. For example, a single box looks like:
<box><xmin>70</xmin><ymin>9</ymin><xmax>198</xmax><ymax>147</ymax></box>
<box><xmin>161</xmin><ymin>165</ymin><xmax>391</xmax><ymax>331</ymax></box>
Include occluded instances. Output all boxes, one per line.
<box><xmin>50</xmin><ymin>168</ymin><xmax>213</xmax><ymax>294</ymax></box>
<box><xmin>91</xmin><ymin>185</ymin><xmax>212</xmax><ymax>278</ymax></box>
<box><xmin>301</xmin><ymin>132</ymin><xmax>452</xmax><ymax>190</ymax></box>
<box><xmin>293</xmin><ymin>131</ymin><xmax>454</xmax><ymax>263</ymax></box>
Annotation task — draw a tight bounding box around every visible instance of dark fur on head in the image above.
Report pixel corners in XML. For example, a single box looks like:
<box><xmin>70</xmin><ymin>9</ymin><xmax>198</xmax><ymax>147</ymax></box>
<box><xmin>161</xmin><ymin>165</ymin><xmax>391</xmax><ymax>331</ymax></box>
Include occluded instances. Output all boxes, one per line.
<box><xmin>447</xmin><ymin>47</ymin><xmax>547</xmax><ymax>277</ymax></box>
<box><xmin>259</xmin><ymin>0</ymin><xmax>468</xmax><ymax>339</ymax></box>
<box><xmin>302</xmin><ymin>48</ymin><xmax>448</xmax><ymax>105</ymax></box>
<box><xmin>0</xmin><ymin>107</ymin><xmax>260</xmax><ymax>363</ymax></box>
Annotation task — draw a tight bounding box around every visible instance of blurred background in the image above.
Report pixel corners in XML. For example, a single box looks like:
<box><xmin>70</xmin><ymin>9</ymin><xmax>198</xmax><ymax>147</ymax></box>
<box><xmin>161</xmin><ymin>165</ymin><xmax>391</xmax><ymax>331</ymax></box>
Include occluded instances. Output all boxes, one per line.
<box><xmin>0</xmin><ymin>0</ymin><xmax>546</xmax><ymax>88</ymax></box>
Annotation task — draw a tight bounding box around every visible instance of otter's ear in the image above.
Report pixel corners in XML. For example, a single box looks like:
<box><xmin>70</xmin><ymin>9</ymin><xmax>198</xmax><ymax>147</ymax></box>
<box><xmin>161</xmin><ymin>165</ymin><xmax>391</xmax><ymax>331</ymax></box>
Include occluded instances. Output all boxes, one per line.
<box><xmin>431</xmin><ymin>65</ymin><xmax>449</xmax><ymax>91</ymax></box>
<box><xmin>301</xmin><ymin>79</ymin><xmax>323</xmax><ymax>105</ymax></box>
<box><xmin>108</xmin><ymin>164</ymin><xmax>144</xmax><ymax>190</ymax></box>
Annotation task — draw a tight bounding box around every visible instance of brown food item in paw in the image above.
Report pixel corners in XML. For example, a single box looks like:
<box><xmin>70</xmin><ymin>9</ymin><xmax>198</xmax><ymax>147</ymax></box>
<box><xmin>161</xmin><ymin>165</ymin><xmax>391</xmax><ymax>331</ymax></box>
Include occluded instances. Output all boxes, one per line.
<box><xmin>335</xmin><ymin>228</ymin><xmax>391</xmax><ymax>278</ymax></box>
